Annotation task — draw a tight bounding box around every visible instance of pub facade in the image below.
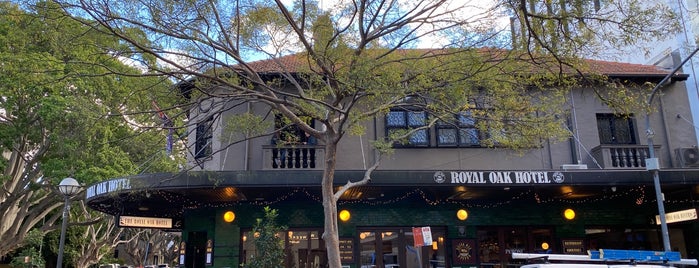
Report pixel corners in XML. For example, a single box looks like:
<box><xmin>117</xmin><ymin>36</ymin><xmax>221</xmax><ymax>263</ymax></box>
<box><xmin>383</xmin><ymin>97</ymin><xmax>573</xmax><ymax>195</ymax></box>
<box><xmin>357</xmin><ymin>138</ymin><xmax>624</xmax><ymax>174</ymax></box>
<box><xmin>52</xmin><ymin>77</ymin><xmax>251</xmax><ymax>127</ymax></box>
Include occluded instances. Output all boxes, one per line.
<box><xmin>85</xmin><ymin>54</ymin><xmax>699</xmax><ymax>268</ymax></box>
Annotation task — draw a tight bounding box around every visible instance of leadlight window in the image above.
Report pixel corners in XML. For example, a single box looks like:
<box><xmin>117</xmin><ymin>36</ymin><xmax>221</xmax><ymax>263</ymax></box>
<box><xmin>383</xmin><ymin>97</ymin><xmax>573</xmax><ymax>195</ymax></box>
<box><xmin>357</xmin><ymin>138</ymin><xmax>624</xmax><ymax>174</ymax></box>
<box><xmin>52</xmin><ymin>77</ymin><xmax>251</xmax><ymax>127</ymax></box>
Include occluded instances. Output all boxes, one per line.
<box><xmin>385</xmin><ymin>110</ymin><xmax>429</xmax><ymax>146</ymax></box>
<box><xmin>596</xmin><ymin>113</ymin><xmax>636</xmax><ymax>144</ymax></box>
<box><xmin>436</xmin><ymin>111</ymin><xmax>481</xmax><ymax>147</ymax></box>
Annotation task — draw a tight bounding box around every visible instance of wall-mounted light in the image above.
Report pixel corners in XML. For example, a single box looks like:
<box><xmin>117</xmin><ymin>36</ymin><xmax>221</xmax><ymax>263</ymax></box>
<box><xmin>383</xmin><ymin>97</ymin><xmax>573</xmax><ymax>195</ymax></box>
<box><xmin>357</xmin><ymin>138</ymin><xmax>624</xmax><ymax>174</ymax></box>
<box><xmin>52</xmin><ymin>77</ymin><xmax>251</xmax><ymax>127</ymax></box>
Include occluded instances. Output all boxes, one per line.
<box><xmin>563</xmin><ymin>208</ymin><xmax>576</xmax><ymax>220</ymax></box>
<box><xmin>223</xmin><ymin>211</ymin><xmax>236</xmax><ymax>222</ymax></box>
<box><xmin>457</xmin><ymin>209</ymin><xmax>468</xmax><ymax>221</ymax></box>
<box><xmin>339</xmin><ymin>209</ymin><xmax>351</xmax><ymax>222</ymax></box>
<box><xmin>541</xmin><ymin>242</ymin><xmax>550</xmax><ymax>250</ymax></box>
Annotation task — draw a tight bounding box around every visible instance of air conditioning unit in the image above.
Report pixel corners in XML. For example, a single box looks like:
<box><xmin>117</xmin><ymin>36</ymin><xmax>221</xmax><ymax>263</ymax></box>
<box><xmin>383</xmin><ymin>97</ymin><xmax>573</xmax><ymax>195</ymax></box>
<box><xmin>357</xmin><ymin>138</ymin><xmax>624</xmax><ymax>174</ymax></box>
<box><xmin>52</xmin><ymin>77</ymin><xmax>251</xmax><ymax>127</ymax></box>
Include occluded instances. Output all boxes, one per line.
<box><xmin>677</xmin><ymin>147</ymin><xmax>699</xmax><ymax>167</ymax></box>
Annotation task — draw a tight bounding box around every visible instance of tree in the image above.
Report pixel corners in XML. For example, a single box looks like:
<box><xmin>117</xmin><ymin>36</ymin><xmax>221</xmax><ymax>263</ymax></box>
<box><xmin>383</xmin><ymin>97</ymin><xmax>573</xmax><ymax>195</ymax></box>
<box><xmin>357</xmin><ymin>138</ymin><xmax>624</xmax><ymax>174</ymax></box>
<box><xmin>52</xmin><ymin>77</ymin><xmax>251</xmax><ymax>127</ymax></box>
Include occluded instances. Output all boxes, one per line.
<box><xmin>50</xmin><ymin>0</ymin><xmax>679</xmax><ymax>267</ymax></box>
<box><xmin>120</xmin><ymin>229</ymin><xmax>180</xmax><ymax>267</ymax></box>
<box><xmin>63</xmin><ymin>202</ymin><xmax>134</xmax><ymax>268</ymax></box>
<box><xmin>9</xmin><ymin>229</ymin><xmax>45</xmax><ymax>268</ymax></box>
<box><xmin>0</xmin><ymin>0</ymin><xmax>182</xmax><ymax>261</ymax></box>
<box><xmin>160</xmin><ymin>233</ymin><xmax>181</xmax><ymax>266</ymax></box>
<box><xmin>243</xmin><ymin>207</ymin><xmax>287</xmax><ymax>268</ymax></box>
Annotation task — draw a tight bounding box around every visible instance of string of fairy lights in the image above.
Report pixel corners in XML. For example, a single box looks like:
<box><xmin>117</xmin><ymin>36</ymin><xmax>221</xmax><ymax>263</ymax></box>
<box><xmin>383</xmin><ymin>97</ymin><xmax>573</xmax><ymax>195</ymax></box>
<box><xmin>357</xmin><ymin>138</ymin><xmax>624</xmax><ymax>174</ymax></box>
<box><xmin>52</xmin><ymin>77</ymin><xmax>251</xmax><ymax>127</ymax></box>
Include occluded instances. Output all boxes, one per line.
<box><xmin>146</xmin><ymin>184</ymin><xmax>697</xmax><ymax>213</ymax></box>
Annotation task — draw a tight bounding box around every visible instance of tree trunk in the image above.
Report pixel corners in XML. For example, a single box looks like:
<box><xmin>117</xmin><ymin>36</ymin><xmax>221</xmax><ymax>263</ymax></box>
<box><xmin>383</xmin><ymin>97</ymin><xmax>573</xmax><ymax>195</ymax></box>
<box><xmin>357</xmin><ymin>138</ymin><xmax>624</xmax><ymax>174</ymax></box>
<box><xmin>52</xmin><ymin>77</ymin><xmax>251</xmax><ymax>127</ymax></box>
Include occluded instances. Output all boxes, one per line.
<box><xmin>322</xmin><ymin>139</ymin><xmax>341</xmax><ymax>268</ymax></box>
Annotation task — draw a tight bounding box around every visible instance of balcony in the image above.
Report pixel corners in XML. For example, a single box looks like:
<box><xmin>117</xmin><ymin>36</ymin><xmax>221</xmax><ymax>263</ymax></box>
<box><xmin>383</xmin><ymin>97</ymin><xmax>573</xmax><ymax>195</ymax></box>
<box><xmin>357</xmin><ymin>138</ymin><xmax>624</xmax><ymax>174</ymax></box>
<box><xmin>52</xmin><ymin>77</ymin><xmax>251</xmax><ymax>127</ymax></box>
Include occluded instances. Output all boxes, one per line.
<box><xmin>590</xmin><ymin>144</ymin><xmax>661</xmax><ymax>169</ymax></box>
<box><xmin>262</xmin><ymin>145</ymin><xmax>324</xmax><ymax>169</ymax></box>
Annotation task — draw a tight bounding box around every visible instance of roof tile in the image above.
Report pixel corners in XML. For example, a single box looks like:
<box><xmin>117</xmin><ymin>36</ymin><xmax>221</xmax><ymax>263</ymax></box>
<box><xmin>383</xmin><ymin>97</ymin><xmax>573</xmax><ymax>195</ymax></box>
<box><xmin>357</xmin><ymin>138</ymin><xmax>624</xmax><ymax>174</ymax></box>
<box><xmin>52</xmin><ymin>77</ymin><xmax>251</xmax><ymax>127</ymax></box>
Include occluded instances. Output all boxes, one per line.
<box><xmin>243</xmin><ymin>51</ymin><xmax>678</xmax><ymax>77</ymax></box>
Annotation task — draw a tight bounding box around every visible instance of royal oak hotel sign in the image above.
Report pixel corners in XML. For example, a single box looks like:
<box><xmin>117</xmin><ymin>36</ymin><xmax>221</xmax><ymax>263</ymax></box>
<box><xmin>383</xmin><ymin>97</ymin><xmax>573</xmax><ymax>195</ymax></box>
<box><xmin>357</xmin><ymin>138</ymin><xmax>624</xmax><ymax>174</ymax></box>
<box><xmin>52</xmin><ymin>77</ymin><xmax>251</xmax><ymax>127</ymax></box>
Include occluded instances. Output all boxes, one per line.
<box><xmin>433</xmin><ymin>171</ymin><xmax>565</xmax><ymax>185</ymax></box>
<box><xmin>85</xmin><ymin>178</ymin><xmax>131</xmax><ymax>200</ymax></box>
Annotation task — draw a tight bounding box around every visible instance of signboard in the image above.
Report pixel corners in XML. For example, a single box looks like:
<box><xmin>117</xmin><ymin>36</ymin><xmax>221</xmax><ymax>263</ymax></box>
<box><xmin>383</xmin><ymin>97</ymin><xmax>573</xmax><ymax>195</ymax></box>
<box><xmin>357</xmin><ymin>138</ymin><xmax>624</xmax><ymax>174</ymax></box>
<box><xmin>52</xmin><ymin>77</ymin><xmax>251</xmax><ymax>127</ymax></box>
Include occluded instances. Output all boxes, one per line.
<box><xmin>118</xmin><ymin>215</ymin><xmax>173</xmax><ymax>229</ymax></box>
<box><xmin>432</xmin><ymin>171</ymin><xmax>566</xmax><ymax>185</ymax></box>
<box><xmin>656</xmin><ymin>208</ymin><xmax>697</xmax><ymax>224</ymax></box>
<box><xmin>412</xmin><ymin>226</ymin><xmax>433</xmax><ymax>247</ymax></box>
<box><xmin>339</xmin><ymin>238</ymin><xmax>354</xmax><ymax>264</ymax></box>
<box><xmin>561</xmin><ymin>239</ymin><xmax>585</xmax><ymax>254</ymax></box>
<box><xmin>452</xmin><ymin>239</ymin><xmax>476</xmax><ymax>265</ymax></box>
<box><xmin>86</xmin><ymin>178</ymin><xmax>131</xmax><ymax>199</ymax></box>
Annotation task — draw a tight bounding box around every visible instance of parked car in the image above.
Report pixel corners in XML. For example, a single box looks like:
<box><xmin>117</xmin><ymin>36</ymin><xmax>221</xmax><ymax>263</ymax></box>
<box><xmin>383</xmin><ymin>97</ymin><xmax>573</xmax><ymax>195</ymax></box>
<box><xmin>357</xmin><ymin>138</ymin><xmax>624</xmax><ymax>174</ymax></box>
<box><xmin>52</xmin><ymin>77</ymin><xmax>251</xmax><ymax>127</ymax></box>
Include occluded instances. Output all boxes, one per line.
<box><xmin>521</xmin><ymin>264</ymin><xmax>676</xmax><ymax>268</ymax></box>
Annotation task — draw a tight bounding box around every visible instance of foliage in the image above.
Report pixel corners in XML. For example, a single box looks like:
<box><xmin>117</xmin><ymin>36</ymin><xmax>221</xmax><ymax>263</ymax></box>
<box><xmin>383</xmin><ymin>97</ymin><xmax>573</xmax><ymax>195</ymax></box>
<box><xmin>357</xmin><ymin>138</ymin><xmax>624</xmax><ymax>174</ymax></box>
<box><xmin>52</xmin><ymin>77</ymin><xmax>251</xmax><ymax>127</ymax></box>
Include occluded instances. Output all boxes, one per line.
<box><xmin>242</xmin><ymin>207</ymin><xmax>287</xmax><ymax>268</ymax></box>
<box><xmin>10</xmin><ymin>247</ymin><xmax>44</xmax><ymax>268</ymax></box>
<box><xmin>0</xmin><ymin>0</ymin><xmax>183</xmax><ymax>263</ymax></box>
<box><xmin>222</xmin><ymin>113</ymin><xmax>274</xmax><ymax>143</ymax></box>
<box><xmin>47</xmin><ymin>0</ymin><xmax>680</xmax><ymax>267</ymax></box>
<box><xmin>9</xmin><ymin>230</ymin><xmax>45</xmax><ymax>268</ymax></box>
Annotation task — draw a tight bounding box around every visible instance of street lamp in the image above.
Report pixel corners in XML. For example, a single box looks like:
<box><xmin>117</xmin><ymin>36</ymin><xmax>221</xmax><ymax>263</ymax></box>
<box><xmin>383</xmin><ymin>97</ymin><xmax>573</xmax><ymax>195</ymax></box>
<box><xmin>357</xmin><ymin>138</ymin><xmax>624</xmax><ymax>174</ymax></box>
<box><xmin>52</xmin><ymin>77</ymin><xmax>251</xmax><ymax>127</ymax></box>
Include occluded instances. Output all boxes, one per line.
<box><xmin>646</xmin><ymin>46</ymin><xmax>699</xmax><ymax>252</ymax></box>
<box><xmin>57</xmin><ymin>177</ymin><xmax>82</xmax><ymax>268</ymax></box>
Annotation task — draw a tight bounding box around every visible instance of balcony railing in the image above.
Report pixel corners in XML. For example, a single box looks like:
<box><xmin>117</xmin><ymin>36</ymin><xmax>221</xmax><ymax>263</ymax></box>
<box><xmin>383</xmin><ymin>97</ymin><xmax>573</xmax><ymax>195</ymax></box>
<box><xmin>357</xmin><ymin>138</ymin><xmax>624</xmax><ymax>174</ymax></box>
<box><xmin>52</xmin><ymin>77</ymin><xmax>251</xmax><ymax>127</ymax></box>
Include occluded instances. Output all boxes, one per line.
<box><xmin>262</xmin><ymin>145</ymin><xmax>324</xmax><ymax>169</ymax></box>
<box><xmin>590</xmin><ymin>144</ymin><xmax>661</xmax><ymax>169</ymax></box>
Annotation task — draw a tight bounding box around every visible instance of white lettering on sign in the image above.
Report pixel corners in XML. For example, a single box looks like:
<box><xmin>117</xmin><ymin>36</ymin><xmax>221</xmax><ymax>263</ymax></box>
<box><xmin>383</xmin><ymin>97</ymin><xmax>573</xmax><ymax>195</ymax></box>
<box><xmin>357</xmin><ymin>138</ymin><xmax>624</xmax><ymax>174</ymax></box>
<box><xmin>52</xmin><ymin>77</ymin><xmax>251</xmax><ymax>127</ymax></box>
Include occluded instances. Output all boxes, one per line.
<box><xmin>85</xmin><ymin>178</ymin><xmax>131</xmax><ymax>199</ymax></box>
<box><xmin>119</xmin><ymin>216</ymin><xmax>173</xmax><ymax>229</ymax></box>
<box><xmin>450</xmin><ymin>172</ymin><xmax>486</xmax><ymax>183</ymax></box>
<box><xmin>439</xmin><ymin>171</ymin><xmax>560</xmax><ymax>185</ymax></box>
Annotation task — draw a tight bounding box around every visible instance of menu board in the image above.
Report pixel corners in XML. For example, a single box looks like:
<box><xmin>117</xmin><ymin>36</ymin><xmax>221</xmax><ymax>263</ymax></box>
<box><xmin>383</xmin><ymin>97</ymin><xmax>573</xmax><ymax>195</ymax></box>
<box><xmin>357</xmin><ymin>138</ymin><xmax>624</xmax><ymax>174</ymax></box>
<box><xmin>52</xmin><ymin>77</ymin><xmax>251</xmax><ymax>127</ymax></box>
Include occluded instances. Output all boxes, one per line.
<box><xmin>339</xmin><ymin>238</ymin><xmax>354</xmax><ymax>263</ymax></box>
<box><xmin>562</xmin><ymin>239</ymin><xmax>585</xmax><ymax>254</ymax></box>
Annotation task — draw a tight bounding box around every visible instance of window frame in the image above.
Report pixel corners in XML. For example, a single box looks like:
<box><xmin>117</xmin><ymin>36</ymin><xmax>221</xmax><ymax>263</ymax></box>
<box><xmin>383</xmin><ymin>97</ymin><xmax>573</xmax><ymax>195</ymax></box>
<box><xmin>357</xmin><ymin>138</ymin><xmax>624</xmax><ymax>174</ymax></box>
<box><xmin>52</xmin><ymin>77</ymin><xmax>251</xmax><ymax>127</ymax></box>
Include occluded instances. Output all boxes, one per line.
<box><xmin>596</xmin><ymin>113</ymin><xmax>637</xmax><ymax>145</ymax></box>
<box><xmin>195</xmin><ymin>116</ymin><xmax>214</xmax><ymax>159</ymax></box>
<box><xmin>435</xmin><ymin>111</ymin><xmax>482</xmax><ymax>147</ymax></box>
<box><xmin>385</xmin><ymin>109</ymin><xmax>430</xmax><ymax>147</ymax></box>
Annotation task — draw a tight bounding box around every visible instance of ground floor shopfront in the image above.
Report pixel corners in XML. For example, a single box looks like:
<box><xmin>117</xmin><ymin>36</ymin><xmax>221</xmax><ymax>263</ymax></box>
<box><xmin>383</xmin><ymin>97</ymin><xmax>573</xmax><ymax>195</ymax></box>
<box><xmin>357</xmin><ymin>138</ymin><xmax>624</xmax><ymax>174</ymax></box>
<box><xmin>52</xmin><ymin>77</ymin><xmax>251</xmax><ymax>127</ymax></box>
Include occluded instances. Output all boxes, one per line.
<box><xmin>178</xmin><ymin>189</ymin><xmax>699</xmax><ymax>268</ymax></box>
<box><xmin>83</xmin><ymin>170</ymin><xmax>699</xmax><ymax>268</ymax></box>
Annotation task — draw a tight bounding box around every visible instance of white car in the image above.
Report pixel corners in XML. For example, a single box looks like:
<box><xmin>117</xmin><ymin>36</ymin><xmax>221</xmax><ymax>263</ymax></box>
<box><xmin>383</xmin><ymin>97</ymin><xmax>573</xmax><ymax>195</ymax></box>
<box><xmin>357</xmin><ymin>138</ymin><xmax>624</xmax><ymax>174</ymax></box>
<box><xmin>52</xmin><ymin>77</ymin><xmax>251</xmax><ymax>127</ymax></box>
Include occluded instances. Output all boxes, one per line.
<box><xmin>521</xmin><ymin>264</ymin><xmax>676</xmax><ymax>268</ymax></box>
<box><xmin>513</xmin><ymin>251</ymin><xmax>697</xmax><ymax>268</ymax></box>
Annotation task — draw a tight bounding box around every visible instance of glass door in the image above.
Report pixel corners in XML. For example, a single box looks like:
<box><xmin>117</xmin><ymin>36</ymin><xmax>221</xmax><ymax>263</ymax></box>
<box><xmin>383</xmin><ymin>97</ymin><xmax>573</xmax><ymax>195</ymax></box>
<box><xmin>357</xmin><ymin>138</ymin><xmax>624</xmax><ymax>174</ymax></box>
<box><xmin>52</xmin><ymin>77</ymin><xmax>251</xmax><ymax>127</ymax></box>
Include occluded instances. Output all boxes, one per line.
<box><xmin>381</xmin><ymin>231</ymin><xmax>400</xmax><ymax>268</ymax></box>
<box><xmin>359</xmin><ymin>231</ymin><xmax>377</xmax><ymax>268</ymax></box>
<box><xmin>359</xmin><ymin>227</ymin><xmax>446</xmax><ymax>268</ymax></box>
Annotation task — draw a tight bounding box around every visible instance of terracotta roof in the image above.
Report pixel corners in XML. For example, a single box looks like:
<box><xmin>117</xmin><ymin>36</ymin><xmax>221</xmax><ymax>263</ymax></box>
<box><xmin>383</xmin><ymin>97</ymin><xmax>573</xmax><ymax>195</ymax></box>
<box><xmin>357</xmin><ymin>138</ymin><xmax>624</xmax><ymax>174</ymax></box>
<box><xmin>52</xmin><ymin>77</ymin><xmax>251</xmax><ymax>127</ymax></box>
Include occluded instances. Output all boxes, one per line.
<box><xmin>242</xmin><ymin>51</ymin><xmax>685</xmax><ymax>78</ymax></box>
<box><xmin>583</xmin><ymin>59</ymin><xmax>676</xmax><ymax>77</ymax></box>
<box><xmin>243</xmin><ymin>54</ymin><xmax>307</xmax><ymax>73</ymax></box>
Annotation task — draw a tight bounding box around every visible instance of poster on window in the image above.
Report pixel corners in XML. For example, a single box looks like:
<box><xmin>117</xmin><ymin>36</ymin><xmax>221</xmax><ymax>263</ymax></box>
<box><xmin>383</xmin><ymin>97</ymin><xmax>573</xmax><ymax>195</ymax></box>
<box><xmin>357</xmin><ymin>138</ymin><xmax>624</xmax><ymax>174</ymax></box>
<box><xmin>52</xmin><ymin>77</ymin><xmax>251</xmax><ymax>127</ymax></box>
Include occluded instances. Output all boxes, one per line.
<box><xmin>206</xmin><ymin>239</ymin><xmax>213</xmax><ymax>265</ymax></box>
<box><xmin>452</xmin><ymin>239</ymin><xmax>476</xmax><ymax>265</ymax></box>
<box><xmin>412</xmin><ymin>226</ymin><xmax>433</xmax><ymax>247</ymax></box>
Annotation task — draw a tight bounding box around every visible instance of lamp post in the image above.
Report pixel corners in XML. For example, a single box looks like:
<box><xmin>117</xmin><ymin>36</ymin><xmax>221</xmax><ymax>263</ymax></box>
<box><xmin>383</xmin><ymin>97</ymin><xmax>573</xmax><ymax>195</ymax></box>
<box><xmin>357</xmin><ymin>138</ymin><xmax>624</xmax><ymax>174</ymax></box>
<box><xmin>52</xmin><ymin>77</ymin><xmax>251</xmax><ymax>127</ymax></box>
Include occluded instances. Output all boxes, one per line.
<box><xmin>57</xmin><ymin>177</ymin><xmax>82</xmax><ymax>268</ymax></box>
<box><xmin>645</xmin><ymin>46</ymin><xmax>699</xmax><ymax>252</ymax></box>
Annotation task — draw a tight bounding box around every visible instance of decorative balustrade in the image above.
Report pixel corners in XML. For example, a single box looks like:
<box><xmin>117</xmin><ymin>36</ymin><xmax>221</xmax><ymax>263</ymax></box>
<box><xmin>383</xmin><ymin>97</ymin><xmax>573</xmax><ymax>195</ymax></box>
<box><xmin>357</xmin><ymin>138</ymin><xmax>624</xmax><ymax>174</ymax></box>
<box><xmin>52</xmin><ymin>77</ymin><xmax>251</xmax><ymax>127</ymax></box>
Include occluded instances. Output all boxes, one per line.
<box><xmin>262</xmin><ymin>145</ymin><xmax>324</xmax><ymax>169</ymax></box>
<box><xmin>590</xmin><ymin>144</ymin><xmax>661</xmax><ymax>169</ymax></box>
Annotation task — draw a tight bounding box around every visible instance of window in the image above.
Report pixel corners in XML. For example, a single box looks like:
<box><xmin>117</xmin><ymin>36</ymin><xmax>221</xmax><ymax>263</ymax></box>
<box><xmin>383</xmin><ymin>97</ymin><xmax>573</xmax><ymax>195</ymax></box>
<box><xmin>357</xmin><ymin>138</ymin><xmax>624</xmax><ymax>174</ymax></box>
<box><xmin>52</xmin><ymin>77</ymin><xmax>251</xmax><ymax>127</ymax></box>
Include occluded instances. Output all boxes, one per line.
<box><xmin>436</xmin><ymin>111</ymin><xmax>481</xmax><ymax>147</ymax></box>
<box><xmin>195</xmin><ymin>117</ymin><xmax>213</xmax><ymax>159</ymax></box>
<box><xmin>242</xmin><ymin>229</ymin><xmax>324</xmax><ymax>268</ymax></box>
<box><xmin>273</xmin><ymin>114</ymin><xmax>316</xmax><ymax>145</ymax></box>
<box><xmin>596</xmin><ymin>114</ymin><xmax>636</xmax><ymax>144</ymax></box>
<box><xmin>386</xmin><ymin>110</ymin><xmax>429</xmax><ymax>146</ymax></box>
